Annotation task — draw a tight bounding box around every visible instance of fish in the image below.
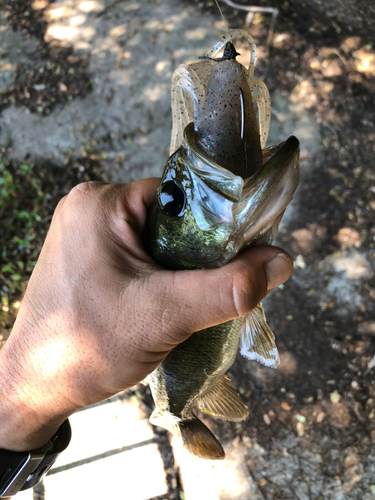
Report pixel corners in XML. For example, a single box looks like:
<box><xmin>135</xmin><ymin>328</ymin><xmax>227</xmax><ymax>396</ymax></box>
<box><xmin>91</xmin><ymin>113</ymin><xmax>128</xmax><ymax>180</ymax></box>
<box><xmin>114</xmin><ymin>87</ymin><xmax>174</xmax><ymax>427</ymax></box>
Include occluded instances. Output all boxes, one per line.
<box><xmin>143</xmin><ymin>29</ymin><xmax>300</xmax><ymax>460</ymax></box>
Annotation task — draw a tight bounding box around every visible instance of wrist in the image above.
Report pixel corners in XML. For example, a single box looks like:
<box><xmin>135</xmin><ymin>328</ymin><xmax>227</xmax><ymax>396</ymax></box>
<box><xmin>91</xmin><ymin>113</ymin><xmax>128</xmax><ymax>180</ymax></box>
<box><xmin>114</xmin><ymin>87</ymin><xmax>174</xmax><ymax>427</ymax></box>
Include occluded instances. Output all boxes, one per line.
<box><xmin>0</xmin><ymin>367</ymin><xmax>68</xmax><ymax>452</ymax></box>
<box><xmin>0</xmin><ymin>323</ymin><xmax>73</xmax><ymax>452</ymax></box>
<box><xmin>0</xmin><ymin>397</ymin><xmax>66</xmax><ymax>452</ymax></box>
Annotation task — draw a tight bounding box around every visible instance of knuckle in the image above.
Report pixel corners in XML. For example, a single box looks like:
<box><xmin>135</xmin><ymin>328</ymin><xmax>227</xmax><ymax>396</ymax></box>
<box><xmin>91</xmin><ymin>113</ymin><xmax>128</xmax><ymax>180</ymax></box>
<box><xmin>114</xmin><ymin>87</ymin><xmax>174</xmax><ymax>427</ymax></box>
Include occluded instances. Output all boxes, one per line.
<box><xmin>69</xmin><ymin>181</ymin><xmax>103</xmax><ymax>197</ymax></box>
<box><xmin>63</xmin><ymin>182</ymin><xmax>106</xmax><ymax>219</ymax></box>
<box><xmin>54</xmin><ymin>193</ymin><xmax>68</xmax><ymax>214</ymax></box>
<box><xmin>231</xmin><ymin>271</ymin><xmax>264</xmax><ymax>317</ymax></box>
<box><xmin>54</xmin><ymin>183</ymin><xmax>101</xmax><ymax>230</ymax></box>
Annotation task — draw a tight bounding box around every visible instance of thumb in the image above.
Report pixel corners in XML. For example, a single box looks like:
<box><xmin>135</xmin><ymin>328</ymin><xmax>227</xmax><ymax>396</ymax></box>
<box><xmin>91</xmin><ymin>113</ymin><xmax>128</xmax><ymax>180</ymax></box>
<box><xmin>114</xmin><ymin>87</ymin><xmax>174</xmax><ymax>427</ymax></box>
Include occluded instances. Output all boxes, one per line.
<box><xmin>157</xmin><ymin>245</ymin><xmax>293</xmax><ymax>343</ymax></box>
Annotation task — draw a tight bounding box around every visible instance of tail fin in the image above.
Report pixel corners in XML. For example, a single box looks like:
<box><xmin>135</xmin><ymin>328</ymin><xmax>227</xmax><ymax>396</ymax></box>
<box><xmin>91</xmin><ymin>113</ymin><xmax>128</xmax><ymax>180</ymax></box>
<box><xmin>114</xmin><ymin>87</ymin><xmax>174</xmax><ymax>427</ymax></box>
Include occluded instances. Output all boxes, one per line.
<box><xmin>180</xmin><ymin>418</ymin><xmax>225</xmax><ymax>460</ymax></box>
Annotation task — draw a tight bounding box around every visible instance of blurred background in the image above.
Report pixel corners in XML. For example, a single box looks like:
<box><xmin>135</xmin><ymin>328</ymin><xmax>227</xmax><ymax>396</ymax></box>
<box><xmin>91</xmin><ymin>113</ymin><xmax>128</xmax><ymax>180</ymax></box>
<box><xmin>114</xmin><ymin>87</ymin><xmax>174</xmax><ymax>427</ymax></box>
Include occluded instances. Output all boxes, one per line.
<box><xmin>0</xmin><ymin>0</ymin><xmax>374</xmax><ymax>499</ymax></box>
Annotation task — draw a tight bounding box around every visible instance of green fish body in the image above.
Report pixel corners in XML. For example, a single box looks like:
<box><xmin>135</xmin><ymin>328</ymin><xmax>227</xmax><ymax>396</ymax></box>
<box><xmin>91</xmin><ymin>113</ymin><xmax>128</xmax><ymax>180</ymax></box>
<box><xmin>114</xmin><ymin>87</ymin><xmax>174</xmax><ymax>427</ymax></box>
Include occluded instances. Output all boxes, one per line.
<box><xmin>149</xmin><ymin>319</ymin><xmax>246</xmax><ymax>460</ymax></box>
<box><xmin>143</xmin><ymin>29</ymin><xmax>300</xmax><ymax>459</ymax></box>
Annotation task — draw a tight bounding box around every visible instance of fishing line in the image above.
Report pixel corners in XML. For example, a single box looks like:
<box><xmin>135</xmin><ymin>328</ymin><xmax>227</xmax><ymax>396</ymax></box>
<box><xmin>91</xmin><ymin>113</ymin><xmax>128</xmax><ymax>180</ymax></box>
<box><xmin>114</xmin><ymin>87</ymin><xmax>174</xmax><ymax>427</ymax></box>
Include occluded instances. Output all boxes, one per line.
<box><xmin>214</xmin><ymin>0</ymin><xmax>229</xmax><ymax>31</ymax></box>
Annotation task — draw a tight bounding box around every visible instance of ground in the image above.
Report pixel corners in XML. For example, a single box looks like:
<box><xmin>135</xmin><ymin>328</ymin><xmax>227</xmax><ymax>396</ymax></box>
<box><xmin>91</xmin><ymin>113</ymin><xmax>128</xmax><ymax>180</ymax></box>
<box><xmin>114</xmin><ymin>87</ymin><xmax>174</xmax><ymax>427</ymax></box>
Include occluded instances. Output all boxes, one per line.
<box><xmin>0</xmin><ymin>0</ymin><xmax>375</xmax><ymax>499</ymax></box>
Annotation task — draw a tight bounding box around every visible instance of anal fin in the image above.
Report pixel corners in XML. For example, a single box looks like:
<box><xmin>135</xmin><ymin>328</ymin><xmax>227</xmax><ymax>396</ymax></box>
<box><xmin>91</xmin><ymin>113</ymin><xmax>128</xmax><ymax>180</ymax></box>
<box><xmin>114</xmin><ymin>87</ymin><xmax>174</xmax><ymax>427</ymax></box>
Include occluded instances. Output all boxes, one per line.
<box><xmin>180</xmin><ymin>418</ymin><xmax>225</xmax><ymax>460</ymax></box>
<box><xmin>240</xmin><ymin>303</ymin><xmax>279</xmax><ymax>368</ymax></box>
<box><xmin>197</xmin><ymin>376</ymin><xmax>248</xmax><ymax>421</ymax></box>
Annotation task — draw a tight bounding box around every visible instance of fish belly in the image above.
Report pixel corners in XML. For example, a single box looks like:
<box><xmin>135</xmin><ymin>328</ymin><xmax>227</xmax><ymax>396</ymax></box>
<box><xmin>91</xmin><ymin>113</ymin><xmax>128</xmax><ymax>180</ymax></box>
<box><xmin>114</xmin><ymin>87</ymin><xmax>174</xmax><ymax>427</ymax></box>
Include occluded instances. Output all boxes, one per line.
<box><xmin>150</xmin><ymin>317</ymin><xmax>244</xmax><ymax>420</ymax></box>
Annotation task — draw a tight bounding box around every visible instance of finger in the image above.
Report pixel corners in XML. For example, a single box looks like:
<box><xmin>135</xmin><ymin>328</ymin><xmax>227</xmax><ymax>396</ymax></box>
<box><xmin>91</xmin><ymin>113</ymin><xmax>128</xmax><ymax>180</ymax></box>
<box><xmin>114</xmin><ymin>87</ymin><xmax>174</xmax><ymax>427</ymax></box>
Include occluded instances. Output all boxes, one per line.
<box><xmin>120</xmin><ymin>178</ymin><xmax>160</xmax><ymax>234</ymax></box>
<box><xmin>151</xmin><ymin>245</ymin><xmax>293</xmax><ymax>343</ymax></box>
<box><xmin>65</xmin><ymin>178</ymin><xmax>160</xmax><ymax>236</ymax></box>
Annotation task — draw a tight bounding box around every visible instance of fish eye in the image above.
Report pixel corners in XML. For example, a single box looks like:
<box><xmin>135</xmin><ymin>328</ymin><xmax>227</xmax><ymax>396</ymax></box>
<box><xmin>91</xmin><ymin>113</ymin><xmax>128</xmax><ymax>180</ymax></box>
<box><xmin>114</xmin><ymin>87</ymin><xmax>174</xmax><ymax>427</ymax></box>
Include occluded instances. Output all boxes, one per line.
<box><xmin>158</xmin><ymin>180</ymin><xmax>186</xmax><ymax>217</ymax></box>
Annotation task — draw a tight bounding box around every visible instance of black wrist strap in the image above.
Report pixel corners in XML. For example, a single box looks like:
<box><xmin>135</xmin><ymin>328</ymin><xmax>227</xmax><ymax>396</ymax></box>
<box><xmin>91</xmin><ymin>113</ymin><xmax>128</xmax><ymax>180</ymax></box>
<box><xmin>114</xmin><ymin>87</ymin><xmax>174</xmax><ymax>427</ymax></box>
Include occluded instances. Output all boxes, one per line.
<box><xmin>0</xmin><ymin>419</ymin><xmax>71</xmax><ymax>497</ymax></box>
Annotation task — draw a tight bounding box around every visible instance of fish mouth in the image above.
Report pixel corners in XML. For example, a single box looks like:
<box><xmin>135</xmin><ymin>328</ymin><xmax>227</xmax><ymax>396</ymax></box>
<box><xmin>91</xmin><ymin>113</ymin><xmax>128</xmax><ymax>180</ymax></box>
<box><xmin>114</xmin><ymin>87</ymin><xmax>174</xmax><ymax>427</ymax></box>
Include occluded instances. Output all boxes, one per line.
<box><xmin>183</xmin><ymin>123</ymin><xmax>300</xmax><ymax>248</ymax></box>
<box><xmin>145</xmin><ymin>125</ymin><xmax>300</xmax><ymax>270</ymax></box>
<box><xmin>183</xmin><ymin>122</ymin><xmax>244</xmax><ymax>203</ymax></box>
<box><xmin>184</xmin><ymin>122</ymin><xmax>226</xmax><ymax>171</ymax></box>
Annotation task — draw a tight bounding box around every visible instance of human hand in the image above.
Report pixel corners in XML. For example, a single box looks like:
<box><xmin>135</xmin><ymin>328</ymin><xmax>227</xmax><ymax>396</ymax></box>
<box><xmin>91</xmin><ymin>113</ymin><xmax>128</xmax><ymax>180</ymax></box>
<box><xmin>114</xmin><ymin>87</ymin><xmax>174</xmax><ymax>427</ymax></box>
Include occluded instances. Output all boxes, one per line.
<box><xmin>0</xmin><ymin>180</ymin><xmax>293</xmax><ymax>451</ymax></box>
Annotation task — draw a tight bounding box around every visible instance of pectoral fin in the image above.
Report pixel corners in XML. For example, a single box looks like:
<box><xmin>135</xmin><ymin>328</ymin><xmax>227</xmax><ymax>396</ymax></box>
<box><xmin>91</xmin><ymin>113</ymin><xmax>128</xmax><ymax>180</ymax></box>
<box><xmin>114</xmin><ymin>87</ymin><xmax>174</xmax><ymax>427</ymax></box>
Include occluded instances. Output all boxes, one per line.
<box><xmin>197</xmin><ymin>376</ymin><xmax>248</xmax><ymax>421</ymax></box>
<box><xmin>240</xmin><ymin>303</ymin><xmax>279</xmax><ymax>368</ymax></box>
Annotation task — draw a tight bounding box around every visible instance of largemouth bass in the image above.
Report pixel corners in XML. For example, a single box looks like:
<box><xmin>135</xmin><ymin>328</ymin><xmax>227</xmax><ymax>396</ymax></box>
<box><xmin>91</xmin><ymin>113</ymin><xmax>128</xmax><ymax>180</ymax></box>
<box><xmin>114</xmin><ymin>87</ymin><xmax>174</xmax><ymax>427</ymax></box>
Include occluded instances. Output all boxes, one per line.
<box><xmin>143</xmin><ymin>29</ymin><xmax>300</xmax><ymax>460</ymax></box>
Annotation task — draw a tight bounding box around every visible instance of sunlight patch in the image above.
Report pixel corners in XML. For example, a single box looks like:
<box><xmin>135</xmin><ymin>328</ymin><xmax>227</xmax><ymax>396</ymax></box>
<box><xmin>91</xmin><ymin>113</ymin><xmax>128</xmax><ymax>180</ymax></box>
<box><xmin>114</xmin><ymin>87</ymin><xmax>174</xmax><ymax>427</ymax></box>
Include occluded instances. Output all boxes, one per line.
<box><xmin>355</xmin><ymin>48</ymin><xmax>375</xmax><ymax>76</ymax></box>
<box><xmin>47</xmin><ymin>24</ymin><xmax>78</xmax><ymax>40</ymax></box>
<box><xmin>79</xmin><ymin>1</ymin><xmax>102</xmax><ymax>12</ymax></box>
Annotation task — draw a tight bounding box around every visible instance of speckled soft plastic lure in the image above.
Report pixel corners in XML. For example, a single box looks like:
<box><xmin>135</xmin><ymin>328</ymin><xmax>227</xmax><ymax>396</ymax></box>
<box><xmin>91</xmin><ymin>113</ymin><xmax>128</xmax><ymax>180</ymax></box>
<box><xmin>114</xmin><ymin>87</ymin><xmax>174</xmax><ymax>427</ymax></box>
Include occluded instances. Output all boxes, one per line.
<box><xmin>143</xmin><ymin>29</ymin><xmax>300</xmax><ymax>460</ymax></box>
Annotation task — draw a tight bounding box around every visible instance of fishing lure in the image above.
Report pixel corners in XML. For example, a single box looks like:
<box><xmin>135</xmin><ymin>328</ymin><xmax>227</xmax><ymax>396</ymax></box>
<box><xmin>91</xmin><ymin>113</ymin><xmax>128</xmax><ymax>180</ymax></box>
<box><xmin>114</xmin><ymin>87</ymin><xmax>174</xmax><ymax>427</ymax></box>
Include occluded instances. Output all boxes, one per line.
<box><xmin>143</xmin><ymin>29</ymin><xmax>300</xmax><ymax>459</ymax></box>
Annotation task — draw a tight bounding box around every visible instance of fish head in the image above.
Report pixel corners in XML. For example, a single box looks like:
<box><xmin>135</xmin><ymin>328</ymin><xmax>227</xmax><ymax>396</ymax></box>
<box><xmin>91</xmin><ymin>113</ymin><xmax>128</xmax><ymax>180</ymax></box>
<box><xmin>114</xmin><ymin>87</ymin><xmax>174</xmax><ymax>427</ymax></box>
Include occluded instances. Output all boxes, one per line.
<box><xmin>144</xmin><ymin>130</ymin><xmax>242</xmax><ymax>270</ymax></box>
<box><xmin>144</xmin><ymin>124</ymin><xmax>300</xmax><ymax>270</ymax></box>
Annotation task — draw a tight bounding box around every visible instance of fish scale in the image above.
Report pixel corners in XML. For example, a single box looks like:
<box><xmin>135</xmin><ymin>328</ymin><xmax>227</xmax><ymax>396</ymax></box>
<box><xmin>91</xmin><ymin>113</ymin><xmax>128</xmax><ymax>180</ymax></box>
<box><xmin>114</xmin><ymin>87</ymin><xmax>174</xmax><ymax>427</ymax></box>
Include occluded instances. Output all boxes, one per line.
<box><xmin>156</xmin><ymin>319</ymin><xmax>244</xmax><ymax>418</ymax></box>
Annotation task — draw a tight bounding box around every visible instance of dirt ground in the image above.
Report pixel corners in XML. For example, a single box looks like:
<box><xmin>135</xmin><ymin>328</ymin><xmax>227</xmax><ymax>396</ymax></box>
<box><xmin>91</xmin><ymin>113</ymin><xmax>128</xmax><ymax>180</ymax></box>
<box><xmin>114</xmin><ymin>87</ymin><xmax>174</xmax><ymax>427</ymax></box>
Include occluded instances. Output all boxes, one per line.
<box><xmin>1</xmin><ymin>0</ymin><xmax>375</xmax><ymax>499</ymax></box>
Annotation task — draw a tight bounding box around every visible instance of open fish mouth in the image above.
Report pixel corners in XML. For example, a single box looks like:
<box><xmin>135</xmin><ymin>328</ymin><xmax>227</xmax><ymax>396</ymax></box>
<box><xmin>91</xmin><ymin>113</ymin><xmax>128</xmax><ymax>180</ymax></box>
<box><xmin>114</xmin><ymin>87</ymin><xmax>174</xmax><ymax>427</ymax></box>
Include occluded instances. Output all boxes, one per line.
<box><xmin>182</xmin><ymin>121</ymin><xmax>300</xmax><ymax>252</ymax></box>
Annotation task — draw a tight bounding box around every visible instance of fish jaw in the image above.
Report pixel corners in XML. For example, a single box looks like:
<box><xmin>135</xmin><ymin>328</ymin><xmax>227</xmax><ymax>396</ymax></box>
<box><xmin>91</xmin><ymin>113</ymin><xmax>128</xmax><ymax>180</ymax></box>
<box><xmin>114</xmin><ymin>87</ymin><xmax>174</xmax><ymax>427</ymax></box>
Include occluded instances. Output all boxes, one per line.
<box><xmin>235</xmin><ymin>135</ymin><xmax>300</xmax><ymax>247</ymax></box>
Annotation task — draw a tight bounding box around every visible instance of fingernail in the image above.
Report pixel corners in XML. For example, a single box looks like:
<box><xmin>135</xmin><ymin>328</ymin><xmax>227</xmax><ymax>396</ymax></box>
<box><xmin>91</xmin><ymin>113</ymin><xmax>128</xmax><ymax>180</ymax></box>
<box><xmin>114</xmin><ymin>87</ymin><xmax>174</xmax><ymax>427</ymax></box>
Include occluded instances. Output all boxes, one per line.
<box><xmin>266</xmin><ymin>253</ymin><xmax>293</xmax><ymax>291</ymax></box>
